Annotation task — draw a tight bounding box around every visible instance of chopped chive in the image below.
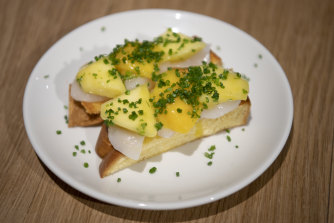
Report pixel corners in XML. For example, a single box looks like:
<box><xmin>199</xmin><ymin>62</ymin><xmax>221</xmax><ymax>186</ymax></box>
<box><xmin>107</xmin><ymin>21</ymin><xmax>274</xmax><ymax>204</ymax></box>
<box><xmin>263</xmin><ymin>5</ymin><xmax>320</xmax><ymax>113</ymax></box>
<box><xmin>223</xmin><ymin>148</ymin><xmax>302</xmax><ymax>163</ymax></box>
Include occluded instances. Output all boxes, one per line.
<box><xmin>155</xmin><ymin>122</ymin><xmax>163</xmax><ymax>131</ymax></box>
<box><xmin>43</xmin><ymin>75</ymin><xmax>49</xmax><ymax>79</ymax></box>
<box><xmin>64</xmin><ymin>105</ymin><xmax>68</xmax><ymax>109</ymax></box>
<box><xmin>117</xmin><ymin>178</ymin><xmax>121</xmax><ymax>182</ymax></box>
<box><xmin>168</xmin><ymin>48</ymin><xmax>173</xmax><ymax>55</ymax></box>
<box><xmin>149</xmin><ymin>167</ymin><xmax>157</xmax><ymax>174</ymax></box>
<box><xmin>258</xmin><ymin>54</ymin><xmax>263</xmax><ymax>59</ymax></box>
<box><xmin>80</xmin><ymin>140</ymin><xmax>85</xmax><ymax>146</ymax></box>
<box><xmin>72</xmin><ymin>152</ymin><xmax>77</xmax><ymax>157</ymax></box>
<box><xmin>207</xmin><ymin>161</ymin><xmax>213</xmax><ymax>166</ymax></box>
<box><xmin>128</xmin><ymin>111</ymin><xmax>138</xmax><ymax>120</ymax></box>
<box><xmin>101</xmin><ymin>26</ymin><xmax>106</xmax><ymax>32</ymax></box>
<box><xmin>208</xmin><ymin>145</ymin><xmax>216</xmax><ymax>151</ymax></box>
<box><xmin>176</xmin><ymin>172</ymin><xmax>180</xmax><ymax>177</ymax></box>
<box><xmin>83</xmin><ymin>162</ymin><xmax>89</xmax><ymax>168</ymax></box>
<box><xmin>56</xmin><ymin>130</ymin><xmax>62</xmax><ymax>135</ymax></box>
<box><xmin>204</xmin><ymin>152</ymin><xmax>215</xmax><ymax>159</ymax></box>
<box><xmin>235</xmin><ymin>145</ymin><xmax>239</xmax><ymax>149</ymax></box>
<box><xmin>74</xmin><ymin>145</ymin><xmax>79</xmax><ymax>150</ymax></box>
<box><xmin>80</xmin><ymin>149</ymin><xmax>86</xmax><ymax>154</ymax></box>
<box><xmin>226</xmin><ymin>135</ymin><xmax>231</xmax><ymax>142</ymax></box>
<box><xmin>226</xmin><ymin>129</ymin><xmax>230</xmax><ymax>133</ymax></box>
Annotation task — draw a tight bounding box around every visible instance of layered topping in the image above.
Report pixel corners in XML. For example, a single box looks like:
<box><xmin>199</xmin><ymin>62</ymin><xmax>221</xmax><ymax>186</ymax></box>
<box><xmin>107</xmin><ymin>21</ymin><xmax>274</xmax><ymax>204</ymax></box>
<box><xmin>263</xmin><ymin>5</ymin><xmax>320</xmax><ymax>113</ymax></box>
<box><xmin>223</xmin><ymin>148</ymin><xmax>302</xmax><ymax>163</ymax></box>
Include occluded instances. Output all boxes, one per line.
<box><xmin>154</xmin><ymin>29</ymin><xmax>206</xmax><ymax>62</ymax></box>
<box><xmin>150</xmin><ymin>64</ymin><xmax>249</xmax><ymax>133</ymax></box>
<box><xmin>71</xmin><ymin>28</ymin><xmax>209</xmax><ymax>101</ymax></box>
<box><xmin>101</xmin><ymin>85</ymin><xmax>157</xmax><ymax>137</ymax></box>
<box><xmin>74</xmin><ymin>58</ymin><xmax>126</xmax><ymax>99</ymax></box>
<box><xmin>71</xmin><ymin>29</ymin><xmax>250</xmax><ymax>159</ymax></box>
<box><xmin>101</xmin><ymin>63</ymin><xmax>249</xmax><ymax>137</ymax></box>
<box><xmin>108</xmin><ymin>28</ymin><xmax>207</xmax><ymax>80</ymax></box>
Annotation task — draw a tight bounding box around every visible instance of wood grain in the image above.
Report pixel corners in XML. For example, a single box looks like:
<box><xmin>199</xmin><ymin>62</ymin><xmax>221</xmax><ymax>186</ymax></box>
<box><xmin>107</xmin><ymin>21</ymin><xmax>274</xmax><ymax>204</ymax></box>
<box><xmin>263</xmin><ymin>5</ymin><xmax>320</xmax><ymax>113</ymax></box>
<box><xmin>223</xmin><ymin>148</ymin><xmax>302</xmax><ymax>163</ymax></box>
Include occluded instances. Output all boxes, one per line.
<box><xmin>0</xmin><ymin>0</ymin><xmax>333</xmax><ymax>222</ymax></box>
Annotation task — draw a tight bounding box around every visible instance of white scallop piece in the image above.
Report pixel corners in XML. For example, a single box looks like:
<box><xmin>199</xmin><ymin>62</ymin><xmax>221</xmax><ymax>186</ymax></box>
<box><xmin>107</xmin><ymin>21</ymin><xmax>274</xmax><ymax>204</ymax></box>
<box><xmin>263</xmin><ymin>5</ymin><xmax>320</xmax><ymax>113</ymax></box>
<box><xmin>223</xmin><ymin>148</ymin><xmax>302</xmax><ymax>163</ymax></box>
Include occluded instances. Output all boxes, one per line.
<box><xmin>124</xmin><ymin>77</ymin><xmax>151</xmax><ymax>90</ymax></box>
<box><xmin>200</xmin><ymin>100</ymin><xmax>241</xmax><ymax>119</ymax></box>
<box><xmin>159</xmin><ymin>44</ymin><xmax>211</xmax><ymax>72</ymax></box>
<box><xmin>107</xmin><ymin>125</ymin><xmax>144</xmax><ymax>160</ymax></box>
<box><xmin>70</xmin><ymin>79</ymin><xmax>108</xmax><ymax>102</ymax></box>
<box><xmin>157</xmin><ymin>127</ymin><xmax>176</xmax><ymax>138</ymax></box>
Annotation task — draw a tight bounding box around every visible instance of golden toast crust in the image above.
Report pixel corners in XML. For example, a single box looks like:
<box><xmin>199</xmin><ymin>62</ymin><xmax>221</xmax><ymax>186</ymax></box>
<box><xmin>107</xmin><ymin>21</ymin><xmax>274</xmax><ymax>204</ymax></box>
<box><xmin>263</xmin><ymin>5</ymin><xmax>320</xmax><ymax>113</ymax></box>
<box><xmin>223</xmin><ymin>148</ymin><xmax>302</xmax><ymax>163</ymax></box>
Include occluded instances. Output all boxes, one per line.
<box><xmin>68</xmin><ymin>85</ymin><xmax>103</xmax><ymax>127</ymax></box>
<box><xmin>210</xmin><ymin>51</ymin><xmax>223</xmax><ymax>66</ymax></box>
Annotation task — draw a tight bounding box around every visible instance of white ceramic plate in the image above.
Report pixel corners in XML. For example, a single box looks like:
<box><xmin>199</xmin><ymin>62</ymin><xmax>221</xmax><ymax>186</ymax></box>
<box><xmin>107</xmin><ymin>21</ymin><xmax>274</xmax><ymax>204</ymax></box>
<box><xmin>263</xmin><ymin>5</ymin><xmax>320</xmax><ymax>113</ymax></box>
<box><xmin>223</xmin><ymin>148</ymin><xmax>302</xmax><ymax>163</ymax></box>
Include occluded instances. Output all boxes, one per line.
<box><xmin>23</xmin><ymin>9</ymin><xmax>293</xmax><ymax>210</ymax></box>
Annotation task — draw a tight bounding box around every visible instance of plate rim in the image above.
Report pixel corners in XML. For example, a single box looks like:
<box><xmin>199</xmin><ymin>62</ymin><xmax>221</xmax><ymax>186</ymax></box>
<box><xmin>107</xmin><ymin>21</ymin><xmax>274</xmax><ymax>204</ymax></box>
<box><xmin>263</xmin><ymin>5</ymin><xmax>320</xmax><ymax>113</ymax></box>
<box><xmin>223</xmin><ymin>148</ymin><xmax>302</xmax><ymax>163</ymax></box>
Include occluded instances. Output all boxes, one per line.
<box><xmin>23</xmin><ymin>8</ymin><xmax>294</xmax><ymax>210</ymax></box>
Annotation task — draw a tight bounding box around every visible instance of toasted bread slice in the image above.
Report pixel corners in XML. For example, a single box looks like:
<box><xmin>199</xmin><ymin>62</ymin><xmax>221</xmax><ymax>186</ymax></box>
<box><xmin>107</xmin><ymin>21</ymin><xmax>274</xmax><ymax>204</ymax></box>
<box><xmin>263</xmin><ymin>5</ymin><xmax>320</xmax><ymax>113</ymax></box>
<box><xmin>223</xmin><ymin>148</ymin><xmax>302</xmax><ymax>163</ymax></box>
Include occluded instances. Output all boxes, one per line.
<box><xmin>68</xmin><ymin>85</ymin><xmax>104</xmax><ymax>127</ymax></box>
<box><xmin>97</xmin><ymin>98</ymin><xmax>250</xmax><ymax>177</ymax></box>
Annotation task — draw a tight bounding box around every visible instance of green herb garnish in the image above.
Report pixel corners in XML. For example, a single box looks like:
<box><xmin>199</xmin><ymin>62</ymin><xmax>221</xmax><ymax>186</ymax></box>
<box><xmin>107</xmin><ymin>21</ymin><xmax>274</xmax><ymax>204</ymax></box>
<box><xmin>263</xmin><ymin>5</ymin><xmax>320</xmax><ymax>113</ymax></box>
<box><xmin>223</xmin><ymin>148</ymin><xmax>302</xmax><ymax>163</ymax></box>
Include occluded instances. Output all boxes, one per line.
<box><xmin>128</xmin><ymin>111</ymin><xmax>138</xmax><ymax>120</ymax></box>
<box><xmin>208</xmin><ymin>145</ymin><xmax>216</xmax><ymax>151</ymax></box>
<box><xmin>149</xmin><ymin>167</ymin><xmax>157</xmax><ymax>174</ymax></box>
<box><xmin>204</xmin><ymin>152</ymin><xmax>215</xmax><ymax>159</ymax></box>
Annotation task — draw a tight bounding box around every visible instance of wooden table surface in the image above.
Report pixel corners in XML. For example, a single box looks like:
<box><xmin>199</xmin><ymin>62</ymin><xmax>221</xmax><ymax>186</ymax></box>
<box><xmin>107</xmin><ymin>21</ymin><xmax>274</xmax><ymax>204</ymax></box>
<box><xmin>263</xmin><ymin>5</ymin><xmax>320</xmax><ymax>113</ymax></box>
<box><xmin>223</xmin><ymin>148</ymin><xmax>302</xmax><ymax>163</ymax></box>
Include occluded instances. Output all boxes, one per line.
<box><xmin>1</xmin><ymin>0</ymin><xmax>333</xmax><ymax>222</ymax></box>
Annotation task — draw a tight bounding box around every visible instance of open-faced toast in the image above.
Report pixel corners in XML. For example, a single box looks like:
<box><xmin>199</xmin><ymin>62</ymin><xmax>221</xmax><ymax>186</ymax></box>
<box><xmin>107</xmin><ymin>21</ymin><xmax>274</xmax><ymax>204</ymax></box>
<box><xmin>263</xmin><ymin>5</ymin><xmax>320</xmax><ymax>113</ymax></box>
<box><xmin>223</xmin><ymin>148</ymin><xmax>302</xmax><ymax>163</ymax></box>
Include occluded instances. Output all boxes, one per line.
<box><xmin>67</xmin><ymin>28</ymin><xmax>250</xmax><ymax>179</ymax></box>
<box><xmin>97</xmin><ymin>98</ymin><xmax>250</xmax><ymax>177</ymax></box>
